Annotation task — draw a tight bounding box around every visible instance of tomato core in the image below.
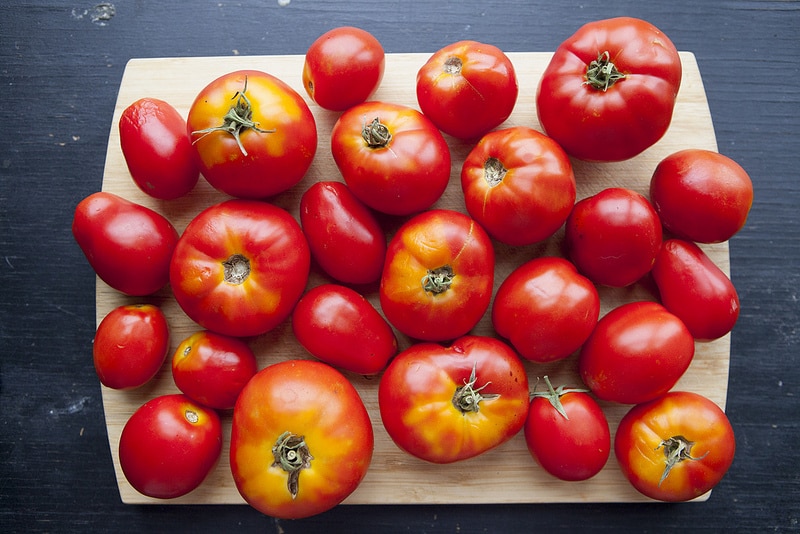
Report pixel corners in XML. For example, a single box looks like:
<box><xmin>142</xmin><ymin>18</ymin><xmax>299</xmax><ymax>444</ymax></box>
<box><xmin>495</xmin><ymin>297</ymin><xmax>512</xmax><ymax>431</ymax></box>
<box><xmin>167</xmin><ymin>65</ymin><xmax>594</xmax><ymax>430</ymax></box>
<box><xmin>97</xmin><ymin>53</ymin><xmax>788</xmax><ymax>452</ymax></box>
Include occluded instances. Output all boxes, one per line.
<box><xmin>451</xmin><ymin>364</ymin><xmax>499</xmax><ymax>414</ymax></box>
<box><xmin>271</xmin><ymin>431</ymin><xmax>313</xmax><ymax>499</ymax></box>
<box><xmin>421</xmin><ymin>265</ymin><xmax>455</xmax><ymax>295</ymax></box>
<box><xmin>584</xmin><ymin>51</ymin><xmax>626</xmax><ymax>91</ymax></box>
<box><xmin>362</xmin><ymin>117</ymin><xmax>392</xmax><ymax>148</ymax></box>
<box><xmin>443</xmin><ymin>56</ymin><xmax>463</xmax><ymax>75</ymax></box>
<box><xmin>184</xmin><ymin>409</ymin><xmax>199</xmax><ymax>424</ymax></box>
<box><xmin>222</xmin><ymin>254</ymin><xmax>250</xmax><ymax>285</ymax></box>
<box><xmin>483</xmin><ymin>157</ymin><xmax>507</xmax><ymax>187</ymax></box>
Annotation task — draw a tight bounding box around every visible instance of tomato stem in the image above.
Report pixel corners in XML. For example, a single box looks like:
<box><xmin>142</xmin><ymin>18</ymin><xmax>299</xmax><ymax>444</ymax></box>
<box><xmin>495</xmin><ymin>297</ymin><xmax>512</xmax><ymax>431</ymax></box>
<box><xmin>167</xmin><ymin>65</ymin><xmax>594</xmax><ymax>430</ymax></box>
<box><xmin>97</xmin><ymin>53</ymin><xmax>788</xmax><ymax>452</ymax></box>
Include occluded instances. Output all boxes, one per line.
<box><xmin>362</xmin><ymin>116</ymin><xmax>392</xmax><ymax>148</ymax></box>
<box><xmin>421</xmin><ymin>265</ymin><xmax>454</xmax><ymax>295</ymax></box>
<box><xmin>584</xmin><ymin>51</ymin><xmax>626</xmax><ymax>91</ymax></box>
<box><xmin>452</xmin><ymin>363</ymin><xmax>499</xmax><ymax>413</ymax></box>
<box><xmin>443</xmin><ymin>56</ymin><xmax>463</xmax><ymax>76</ymax></box>
<box><xmin>271</xmin><ymin>431</ymin><xmax>313</xmax><ymax>499</ymax></box>
<box><xmin>530</xmin><ymin>375</ymin><xmax>589</xmax><ymax>420</ymax></box>
<box><xmin>656</xmin><ymin>435</ymin><xmax>709</xmax><ymax>486</ymax></box>
<box><xmin>483</xmin><ymin>157</ymin><xmax>507</xmax><ymax>187</ymax></box>
<box><xmin>222</xmin><ymin>254</ymin><xmax>250</xmax><ymax>285</ymax></box>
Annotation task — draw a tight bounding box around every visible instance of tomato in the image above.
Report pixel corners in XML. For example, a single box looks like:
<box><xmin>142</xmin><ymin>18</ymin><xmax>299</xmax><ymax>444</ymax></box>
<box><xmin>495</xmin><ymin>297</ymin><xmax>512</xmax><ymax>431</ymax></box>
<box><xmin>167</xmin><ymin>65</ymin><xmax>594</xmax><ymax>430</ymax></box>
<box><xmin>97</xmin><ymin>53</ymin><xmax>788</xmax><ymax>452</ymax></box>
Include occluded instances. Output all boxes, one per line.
<box><xmin>615</xmin><ymin>391</ymin><xmax>736</xmax><ymax>502</ymax></box>
<box><xmin>230</xmin><ymin>359</ymin><xmax>373</xmax><ymax>519</ymax></box>
<box><xmin>119</xmin><ymin>394</ymin><xmax>222</xmax><ymax>499</ymax></box>
<box><xmin>302</xmin><ymin>26</ymin><xmax>385</xmax><ymax>111</ymax></box>
<box><xmin>650</xmin><ymin>149</ymin><xmax>754</xmax><ymax>243</ymax></box>
<box><xmin>169</xmin><ymin>199</ymin><xmax>310</xmax><ymax>338</ymax></box>
<box><xmin>565</xmin><ymin>187</ymin><xmax>662</xmax><ymax>287</ymax></box>
<box><xmin>492</xmin><ymin>257</ymin><xmax>599</xmax><ymax>363</ymax></box>
<box><xmin>171</xmin><ymin>330</ymin><xmax>258</xmax><ymax>410</ymax></box>
<box><xmin>416</xmin><ymin>40</ymin><xmax>518</xmax><ymax>140</ymax></box>
<box><xmin>299</xmin><ymin>181</ymin><xmax>386</xmax><ymax>285</ymax></box>
<box><xmin>72</xmin><ymin>191</ymin><xmax>179</xmax><ymax>296</ymax></box>
<box><xmin>330</xmin><ymin>101</ymin><xmax>451</xmax><ymax>216</ymax></box>
<box><xmin>118</xmin><ymin>97</ymin><xmax>199</xmax><ymax>200</ymax></box>
<box><xmin>536</xmin><ymin>17</ymin><xmax>682</xmax><ymax>161</ymax></box>
<box><xmin>378</xmin><ymin>335</ymin><xmax>529</xmax><ymax>464</ymax></box>
<box><xmin>379</xmin><ymin>209</ymin><xmax>494</xmax><ymax>341</ymax></box>
<box><xmin>292</xmin><ymin>284</ymin><xmax>397</xmax><ymax>375</ymax></box>
<box><xmin>579</xmin><ymin>301</ymin><xmax>695</xmax><ymax>404</ymax></box>
<box><xmin>460</xmin><ymin>126</ymin><xmax>576</xmax><ymax>246</ymax></box>
<box><xmin>187</xmin><ymin>70</ymin><xmax>317</xmax><ymax>199</ymax></box>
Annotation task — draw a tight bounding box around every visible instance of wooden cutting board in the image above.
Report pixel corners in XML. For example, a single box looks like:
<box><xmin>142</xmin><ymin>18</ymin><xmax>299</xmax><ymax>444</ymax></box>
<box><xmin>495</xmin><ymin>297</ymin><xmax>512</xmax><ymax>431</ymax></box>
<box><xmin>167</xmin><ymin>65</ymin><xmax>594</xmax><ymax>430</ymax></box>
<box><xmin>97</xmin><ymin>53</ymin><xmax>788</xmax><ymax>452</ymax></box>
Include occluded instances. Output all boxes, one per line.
<box><xmin>97</xmin><ymin>51</ymin><xmax>728</xmax><ymax>504</ymax></box>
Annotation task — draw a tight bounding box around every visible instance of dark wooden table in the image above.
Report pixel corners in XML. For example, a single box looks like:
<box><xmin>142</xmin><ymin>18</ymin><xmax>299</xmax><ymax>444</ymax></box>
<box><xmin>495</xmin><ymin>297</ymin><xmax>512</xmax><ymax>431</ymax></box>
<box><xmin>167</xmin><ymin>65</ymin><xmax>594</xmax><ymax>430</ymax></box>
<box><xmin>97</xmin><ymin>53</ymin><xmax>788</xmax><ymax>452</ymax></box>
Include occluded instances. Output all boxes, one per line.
<box><xmin>2</xmin><ymin>1</ymin><xmax>798</xmax><ymax>532</ymax></box>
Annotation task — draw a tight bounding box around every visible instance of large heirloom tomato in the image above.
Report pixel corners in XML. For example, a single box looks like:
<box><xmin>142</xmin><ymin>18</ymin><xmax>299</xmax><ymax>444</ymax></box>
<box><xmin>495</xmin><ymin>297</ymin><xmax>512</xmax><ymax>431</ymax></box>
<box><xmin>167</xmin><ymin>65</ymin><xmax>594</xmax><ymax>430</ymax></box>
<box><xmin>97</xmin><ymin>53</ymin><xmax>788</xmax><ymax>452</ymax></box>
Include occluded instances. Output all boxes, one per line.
<box><xmin>379</xmin><ymin>209</ymin><xmax>494</xmax><ymax>341</ymax></box>
<box><xmin>169</xmin><ymin>199</ymin><xmax>310</xmax><ymax>338</ymax></box>
<box><xmin>615</xmin><ymin>391</ymin><xmax>736</xmax><ymax>502</ymax></box>
<box><xmin>187</xmin><ymin>70</ymin><xmax>317</xmax><ymax>199</ymax></box>
<box><xmin>378</xmin><ymin>335</ymin><xmax>529</xmax><ymax>464</ymax></box>
<box><xmin>536</xmin><ymin>17</ymin><xmax>682</xmax><ymax>161</ymax></box>
<box><xmin>230</xmin><ymin>360</ymin><xmax>373</xmax><ymax>519</ymax></box>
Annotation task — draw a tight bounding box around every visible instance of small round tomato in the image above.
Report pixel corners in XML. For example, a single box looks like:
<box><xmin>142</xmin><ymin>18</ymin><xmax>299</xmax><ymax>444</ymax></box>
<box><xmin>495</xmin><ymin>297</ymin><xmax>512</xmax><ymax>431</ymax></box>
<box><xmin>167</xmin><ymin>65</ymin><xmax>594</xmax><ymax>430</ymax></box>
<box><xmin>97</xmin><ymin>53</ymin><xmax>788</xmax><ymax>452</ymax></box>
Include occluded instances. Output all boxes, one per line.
<box><xmin>615</xmin><ymin>391</ymin><xmax>736</xmax><ymax>502</ymax></box>
<box><xmin>331</xmin><ymin>101</ymin><xmax>451</xmax><ymax>216</ymax></box>
<box><xmin>119</xmin><ymin>394</ymin><xmax>222</xmax><ymax>499</ymax></box>
<box><xmin>416</xmin><ymin>40</ymin><xmax>518</xmax><ymax>140</ymax></box>
<box><xmin>171</xmin><ymin>330</ymin><xmax>258</xmax><ymax>410</ymax></box>
<box><xmin>230</xmin><ymin>359</ymin><xmax>373</xmax><ymax>519</ymax></box>
<box><xmin>461</xmin><ymin>126</ymin><xmax>576</xmax><ymax>246</ymax></box>
<box><xmin>378</xmin><ymin>335</ymin><xmax>529</xmax><ymax>464</ymax></box>
<box><xmin>302</xmin><ymin>26</ymin><xmax>385</xmax><ymax>111</ymax></box>
<box><xmin>379</xmin><ymin>209</ymin><xmax>494</xmax><ymax>341</ymax></box>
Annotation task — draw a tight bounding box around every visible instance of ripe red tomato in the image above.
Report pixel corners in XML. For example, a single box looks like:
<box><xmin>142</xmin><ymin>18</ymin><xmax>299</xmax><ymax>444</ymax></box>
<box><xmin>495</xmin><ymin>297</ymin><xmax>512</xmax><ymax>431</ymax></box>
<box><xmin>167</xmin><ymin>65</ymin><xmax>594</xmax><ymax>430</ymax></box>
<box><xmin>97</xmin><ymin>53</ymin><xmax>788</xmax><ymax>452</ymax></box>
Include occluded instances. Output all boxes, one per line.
<box><xmin>72</xmin><ymin>191</ymin><xmax>179</xmax><ymax>296</ymax></box>
<box><xmin>565</xmin><ymin>187</ymin><xmax>662</xmax><ymax>287</ymax></box>
<box><xmin>330</xmin><ymin>101</ymin><xmax>451</xmax><ymax>215</ymax></box>
<box><xmin>615</xmin><ymin>391</ymin><xmax>736</xmax><ymax>502</ymax></box>
<box><xmin>378</xmin><ymin>335</ymin><xmax>529</xmax><ymax>464</ymax></box>
<box><xmin>302</xmin><ymin>26</ymin><xmax>385</xmax><ymax>111</ymax></box>
<box><xmin>536</xmin><ymin>17</ymin><xmax>682</xmax><ymax>161</ymax></box>
<box><xmin>492</xmin><ymin>257</ymin><xmax>599</xmax><ymax>363</ymax></box>
<box><xmin>579</xmin><ymin>301</ymin><xmax>695</xmax><ymax>404</ymax></box>
<box><xmin>118</xmin><ymin>97</ymin><xmax>199</xmax><ymax>200</ymax></box>
<box><xmin>169</xmin><ymin>199</ymin><xmax>310</xmax><ymax>338</ymax></box>
<box><xmin>379</xmin><ymin>209</ymin><xmax>494</xmax><ymax>341</ymax></box>
<box><xmin>460</xmin><ymin>126</ymin><xmax>576</xmax><ymax>246</ymax></box>
<box><xmin>416</xmin><ymin>40</ymin><xmax>518</xmax><ymax>140</ymax></box>
<box><xmin>650</xmin><ymin>149</ymin><xmax>754</xmax><ymax>243</ymax></box>
<box><xmin>119</xmin><ymin>394</ymin><xmax>222</xmax><ymax>499</ymax></box>
<box><xmin>230</xmin><ymin>359</ymin><xmax>373</xmax><ymax>519</ymax></box>
<box><xmin>187</xmin><ymin>70</ymin><xmax>317</xmax><ymax>199</ymax></box>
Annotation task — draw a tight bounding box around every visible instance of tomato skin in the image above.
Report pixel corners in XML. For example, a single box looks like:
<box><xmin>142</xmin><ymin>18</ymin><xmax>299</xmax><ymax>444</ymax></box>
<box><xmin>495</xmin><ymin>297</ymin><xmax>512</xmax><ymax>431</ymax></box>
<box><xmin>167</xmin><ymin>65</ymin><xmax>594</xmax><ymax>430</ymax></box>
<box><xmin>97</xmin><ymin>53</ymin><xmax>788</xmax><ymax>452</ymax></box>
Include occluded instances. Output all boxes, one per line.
<box><xmin>378</xmin><ymin>335</ymin><xmax>529</xmax><ymax>464</ymax></box>
<box><xmin>615</xmin><ymin>391</ymin><xmax>735</xmax><ymax>502</ymax></box>
<box><xmin>230</xmin><ymin>360</ymin><xmax>373</xmax><ymax>519</ymax></box>
<box><xmin>416</xmin><ymin>40</ymin><xmax>518</xmax><ymax>140</ymax></box>
<box><xmin>461</xmin><ymin>126</ymin><xmax>576</xmax><ymax>246</ymax></box>
<box><xmin>72</xmin><ymin>191</ymin><xmax>179</xmax><ymax>296</ymax></box>
<box><xmin>119</xmin><ymin>98</ymin><xmax>199</xmax><ymax>200</ymax></box>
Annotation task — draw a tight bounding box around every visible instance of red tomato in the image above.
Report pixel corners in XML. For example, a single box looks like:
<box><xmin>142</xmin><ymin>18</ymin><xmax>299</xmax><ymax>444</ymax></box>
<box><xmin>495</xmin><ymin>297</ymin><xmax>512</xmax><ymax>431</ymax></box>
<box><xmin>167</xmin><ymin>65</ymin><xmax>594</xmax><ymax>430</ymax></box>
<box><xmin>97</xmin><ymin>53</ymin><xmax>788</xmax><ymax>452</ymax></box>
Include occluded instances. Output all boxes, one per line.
<box><xmin>565</xmin><ymin>187</ymin><xmax>662</xmax><ymax>287</ymax></box>
<box><xmin>292</xmin><ymin>284</ymin><xmax>397</xmax><ymax>375</ymax></box>
<box><xmin>72</xmin><ymin>191</ymin><xmax>179</xmax><ymax>296</ymax></box>
<box><xmin>615</xmin><ymin>391</ymin><xmax>736</xmax><ymax>502</ymax></box>
<box><xmin>171</xmin><ymin>330</ymin><xmax>258</xmax><ymax>410</ymax></box>
<box><xmin>378</xmin><ymin>335</ymin><xmax>529</xmax><ymax>464</ymax></box>
<box><xmin>119</xmin><ymin>394</ymin><xmax>222</xmax><ymax>499</ymax></box>
<box><xmin>579</xmin><ymin>301</ymin><xmax>695</xmax><ymax>404</ymax></box>
<box><xmin>230</xmin><ymin>360</ymin><xmax>373</xmax><ymax>519</ymax></box>
<box><xmin>330</xmin><ymin>101</ymin><xmax>451</xmax><ymax>216</ymax></box>
<box><xmin>460</xmin><ymin>126</ymin><xmax>576</xmax><ymax>246</ymax></box>
<box><xmin>536</xmin><ymin>17</ymin><xmax>682</xmax><ymax>161</ymax></box>
<box><xmin>187</xmin><ymin>70</ymin><xmax>317</xmax><ymax>199</ymax></box>
<box><xmin>416</xmin><ymin>40</ymin><xmax>518</xmax><ymax>140</ymax></box>
<box><xmin>492</xmin><ymin>257</ymin><xmax>599</xmax><ymax>363</ymax></box>
<box><xmin>379</xmin><ymin>209</ymin><xmax>494</xmax><ymax>341</ymax></box>
<box><xmin>299</xmin><ymin>181</ymin><xmax>386</xmax><ymax>285</ymax></box>
<box><xmin>302</xmin><ymin>26</ymin><xmax>385</xmax><ymax>111</ymax></box>
<box><xmin>119</xmin><ymin>97</ymin><xmax>199</xmax><ymax>199</ymax></box>
<box><xmin>650</xmin><ymin>149</ymin><xmax>754</xmax><ymax>243</ymax></box>
<box><xmin>169</xmin><ymin>199</ymin><xmax>310</xmax><ymax>338</ymax></box>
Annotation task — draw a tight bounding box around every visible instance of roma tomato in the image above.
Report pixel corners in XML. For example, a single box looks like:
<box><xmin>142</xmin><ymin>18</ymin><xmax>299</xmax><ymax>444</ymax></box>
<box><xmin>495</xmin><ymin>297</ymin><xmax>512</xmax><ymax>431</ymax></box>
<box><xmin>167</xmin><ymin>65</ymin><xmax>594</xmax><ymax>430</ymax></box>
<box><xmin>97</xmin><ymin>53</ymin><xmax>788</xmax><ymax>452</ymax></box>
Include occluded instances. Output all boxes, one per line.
<box><xmin>378</xmin><ymin>335</ymin><xmax>529</xmax><ymax>464</ymax></box>
<box><xmin>416</xmin><ymin>40</ymin><xmax>518</xmax><ymax>140</ymax></box>
<box><xmin>615</xmin><ymin>391</ymin><xmax>735</xmax><ymax>502</ymax></box>
<box><xmin>230</xmin><ymin>360</ymin><xmax>373</xmax><ymax>519</ymax></box>
<box><xmin>119</xmin><ymin>97</ymin><xmax>199</xmax><ymax>199</ymax></box>
<box><xmin>119</xmin><ymin>394</ymin><xmax>222</xmax><ymax>499</ymax></box>
<box><xmin>492</xmin><ymin>257</ymin><xmax>599</xmax><ymax>363</ymax></box>
<box><xmin>331</xmin><ymin>101</ymin><xmax>451</xmax><ymax>216</ymax></box>
<box><xmin>379</xmin><ymin>209</ymin><xmax>494</xmax><ymax>341</ymax></box>
<box><xmin>461</xmin><ymin>126</ymin><xmax>576</xmax><ymax>246</ymax></box>
<box><xmin>187</xmin><ymin>70</ymin><xmax>317</xmax><ymax>199</ymax></box>
<box><xmin>536</xmin><ymin>17</ymin><xmax>682</xmax><ymax>161</ymax></box>
<box><xmin>73</xmin><ymin>192</ymin><xmax>179</xmax><ymax>296</ymax></box>
<box><xmin>169</xmin><ymin>199</ymin><xmax>310</xmax><ymax>338</ymax></box>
